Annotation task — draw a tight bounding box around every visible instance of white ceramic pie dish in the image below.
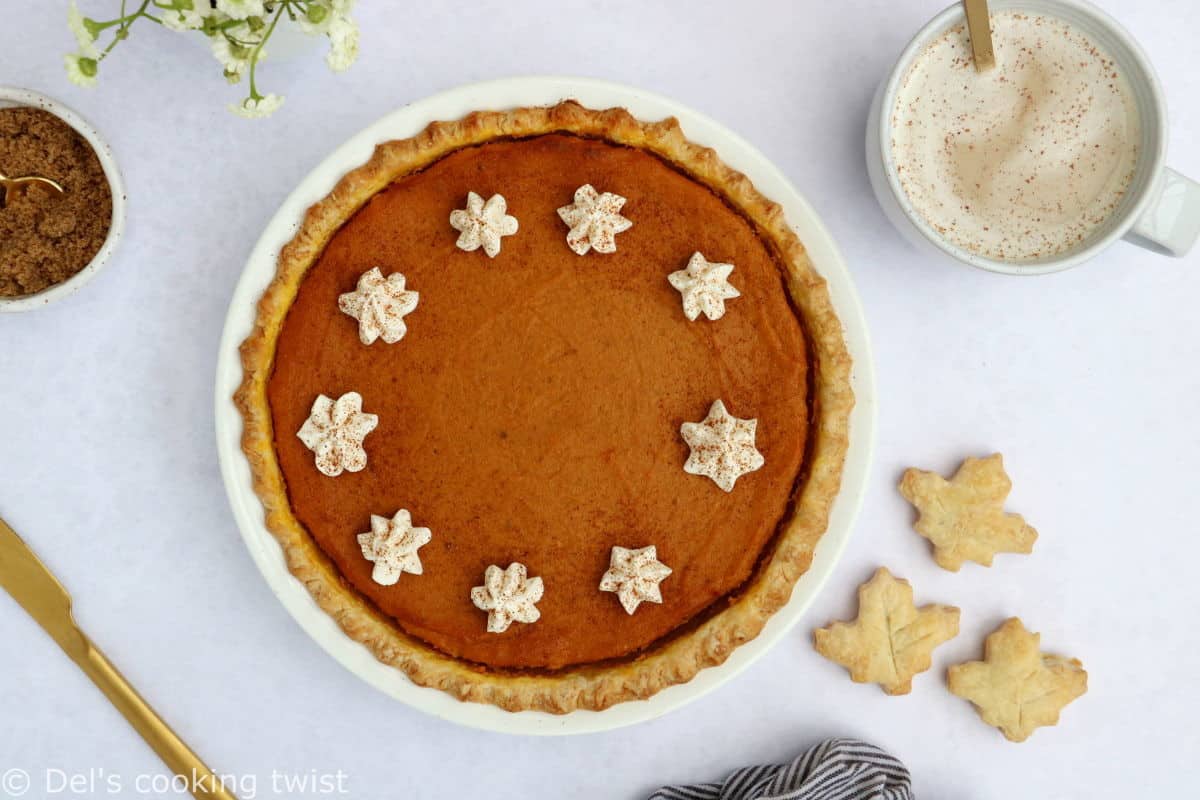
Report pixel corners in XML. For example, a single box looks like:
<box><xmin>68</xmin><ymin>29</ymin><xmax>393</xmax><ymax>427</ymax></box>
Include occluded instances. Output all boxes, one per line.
<box><xmin>0</xmin><ymin>87</ymin><xmax>126</xmax><ymax>312</ymax></box>
<box><xmin>214</xmin><ymin>76</ymin><xmax>876</xmax><ymax>735</ymax></box>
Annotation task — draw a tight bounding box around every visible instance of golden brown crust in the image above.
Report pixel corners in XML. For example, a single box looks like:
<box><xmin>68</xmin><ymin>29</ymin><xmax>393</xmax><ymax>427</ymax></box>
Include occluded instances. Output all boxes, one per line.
<box><xmin>813</xmin><ymin>567</ymin><xmax>960</xmax><ymax>695</ymax></box>
<box><xmin>947</xmin><ymin>618</ymin><xmax>1087</xmax><ymax>742</ymax></box>
<box><xmin>235</xmin><ymin>100</ymin><xmax>854</xmax><ymax>713</ymax></box>
<box><xmin>899</xmin><ymin>454</ymin><xmax>1038</xmax><ymax>572</ymax></box>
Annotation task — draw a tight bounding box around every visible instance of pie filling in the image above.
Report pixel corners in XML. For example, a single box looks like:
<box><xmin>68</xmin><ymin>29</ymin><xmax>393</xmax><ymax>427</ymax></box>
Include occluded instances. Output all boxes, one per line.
<box><xmin>266</xmin><ymin>133</ymin><xmax>813</xmax><ymax>671</ymax></box>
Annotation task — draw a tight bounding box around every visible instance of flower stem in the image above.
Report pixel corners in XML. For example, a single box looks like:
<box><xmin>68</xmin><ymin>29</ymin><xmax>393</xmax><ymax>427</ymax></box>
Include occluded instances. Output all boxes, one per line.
<box><xmin>90</xmin><ymin>13</ymin><xmax>146</xmax><ymax>31</ymax></box>
<box><xmin>99</xmin><ymin>0</ymin><xmax>157</xmax><ymax>58</ymax></box>
<box><xmin>247</xmin><ymin>2</ymin><xmax>287</xmax><ymax>100</ymax></box>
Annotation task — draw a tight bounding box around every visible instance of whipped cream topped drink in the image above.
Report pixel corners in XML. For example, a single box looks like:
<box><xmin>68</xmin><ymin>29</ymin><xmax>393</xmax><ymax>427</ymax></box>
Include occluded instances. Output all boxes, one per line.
<box><xmin>891</xmin><ymin>11</ymin><xmax>1141</xmax><ymax>261</ymax></box>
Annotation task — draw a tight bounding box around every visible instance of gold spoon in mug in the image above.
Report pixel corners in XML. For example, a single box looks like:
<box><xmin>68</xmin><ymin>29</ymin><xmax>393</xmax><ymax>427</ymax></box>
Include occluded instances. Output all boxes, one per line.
<box><xmin>963</xmin><ymin>0</ymin><xmax>996</xmax><ymax>71</ymax></box>
<box><xmin>0</xmin><ymin>170</ymin><xmax>65</xmax><ymax>208</ymax></box>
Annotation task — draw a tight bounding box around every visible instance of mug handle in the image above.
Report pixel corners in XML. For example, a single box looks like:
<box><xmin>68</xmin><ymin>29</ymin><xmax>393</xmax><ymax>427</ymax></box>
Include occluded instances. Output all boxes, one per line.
<box><xmin>1123</xmin><ymin>168</ymin><xmax>1200</xmax><ymax>257</ymax></box>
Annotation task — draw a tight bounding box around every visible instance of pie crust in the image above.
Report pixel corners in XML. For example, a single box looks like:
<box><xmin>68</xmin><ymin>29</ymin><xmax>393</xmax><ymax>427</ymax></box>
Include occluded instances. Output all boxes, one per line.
<box><xmin>235</xmin><ymin>101</ymin><xmax>853</xmax><ymax>712</ymax></box>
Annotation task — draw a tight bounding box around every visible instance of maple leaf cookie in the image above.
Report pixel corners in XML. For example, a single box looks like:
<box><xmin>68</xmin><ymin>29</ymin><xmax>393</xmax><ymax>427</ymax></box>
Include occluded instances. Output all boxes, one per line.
<box><xmin>948</xmin><ymin>618</ymin><xmax>1087</xmax><ymax>742</ymax></box>
<box><xmin>899</xmin><ymin>453</ymin><xmax>1038</xmax><ymax>571</ymax></box>
<box><xmin>813</xmin><ymin>567</ymin><xmax>960</xmax><ymax>695</ymax></box>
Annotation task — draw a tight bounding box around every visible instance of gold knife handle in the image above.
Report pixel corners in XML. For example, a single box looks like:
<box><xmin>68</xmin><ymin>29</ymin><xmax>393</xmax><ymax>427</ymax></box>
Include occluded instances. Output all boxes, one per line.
<box><xmin>71</xmin><ymin>639</ymin><xmax>238</xmax><ymax>800</ymax></box>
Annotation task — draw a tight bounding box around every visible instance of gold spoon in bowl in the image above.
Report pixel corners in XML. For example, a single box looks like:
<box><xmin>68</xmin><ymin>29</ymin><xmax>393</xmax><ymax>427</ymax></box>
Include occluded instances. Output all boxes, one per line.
<box><xmin>0</xmin><ymin>170</ymin><xmax>65</xmax><ymax>208</ymax></box>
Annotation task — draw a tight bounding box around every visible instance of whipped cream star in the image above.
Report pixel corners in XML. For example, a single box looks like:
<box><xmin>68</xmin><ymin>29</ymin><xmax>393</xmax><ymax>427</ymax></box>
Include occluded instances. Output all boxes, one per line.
<box><xmin>681</xmin><ymin>399</ymin><xmax>765</xmax><ymax>492</ymax></box>
<box><xmin>599</xmin><ymin>545</ymin><xmax>672</xmax><ymax>614</ymax></box>
<box><xmin>668</xmin><ymin>252</ymin><xmax>741</xmax><ymax>321</ymax></box>
<box><xmin>449</xmin><ymin>191</ymin><xmax>519</xmax><ymax>258</ymax></box>
<box><xmin>357</xmin><ymin>509</ymin><xmax>432</xmax><ymax>586</ymax></box>
<box><xmin>470</xmin><ymin>562</ymin><xmax>544</xmax><ymax>633</ymax></box>
<box><xmin>556</xmin><ymin>184</ymin><xmax>632</xmax><ymax>255</ymax></box>
<box><xmin>337</xmin><ymin>267</ymin><xmax>419</xmax><ymax>345</ymax></box>
<box><xmin>296</xmin><ymin>392</ymin><xmax>378</xmax><ymax>477</ymax></box>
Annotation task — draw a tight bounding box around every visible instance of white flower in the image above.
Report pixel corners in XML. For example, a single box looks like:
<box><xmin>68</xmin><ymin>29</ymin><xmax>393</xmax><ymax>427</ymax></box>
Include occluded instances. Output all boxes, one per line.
<box><xmin>67</xmin><ymin>1</ymin><xmax>100</xmax><ymax>58</ymax></box>
<box><xmin>681</xmin><ymin>399</ymin><xmax>765</xmax><ymax>492</ymax></box>
<box><xmin>295</xmin><ymin>0</ymin><xmax>359</xmax><ymax>71</ymax></box>
<box><xmin>557</xmin><ymin>184</ymin><xmax>633</xmax><ymax>255</ymax></box>
<box><xmin>159</xmin><ymin>1</ymin><xmax>211</xmax><ymax>32</ymax></box>
<box><xmin>599</xmin><ymin>546</ymin><xmax>672</xmax><ymax>614</ymax></box>
<box><xmin>297</xmin><ymin>2</ymin><xmax>332</xmax><ymax>34</ymax></box>
<box><xmin>357</xmin><ymin>510</ymin><xmax>432</xmax><ymax>586</ymax></box>
<box><xmin>215</xmin><ymin>0</ymin><xmax>264</xmax><ymax>21</ymax></box>
<box><xmin>471</xmin><ymin>563</ymin><xmax>544</xmax><ymax>634</ymax></box>
<box><xmin>211</xmin><ymin>21</ymin><xmax>268</xmax><ymax>84</ymax></box>
<box><xmin>210</xmin><ymin>33</ymin><xmax>252</xmax><ymax>80</ymax></box>
<box><xmin>296</xmin><ymin>392</ymin><xmax>378</xmax><ymax>477</ymax></box>
<box><xmin>63</xmin><ymin>53</ymin><xmax>98</xmax><ymax>88</ymax></box>
<box><xmin>325</xmin><ymin>14</ymin><xmax>359</xmax><ymax>72</ymax></box>
<box><xmin>449</xmin><ymin>192</ymin><xmax>519</xmax><ymax>258</ymax></box>
<box><xmin>337</xmin><ymin>267</ymin><xmax>419</xmax><ymax>345</ymax></box>
<box><xmin>230</xmin><ymin>93</ymin><xmax>284</xmax><ymax>118</ymax></box>
<box><xmin>668</xmin><ymin>252</ymin><xmax>741</xmax><ymax>321</ymax></box>
<box><xmin>298</xmin><ymin>0</ymin><xmax>355</xmax><ymax>34</ymax></box>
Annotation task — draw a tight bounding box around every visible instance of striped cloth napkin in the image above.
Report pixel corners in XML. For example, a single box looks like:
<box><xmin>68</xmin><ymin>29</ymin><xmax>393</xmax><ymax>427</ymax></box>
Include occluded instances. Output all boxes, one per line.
<box><xmin>648</xmin><ymin>738</ymin><xmax>912</xmax><ymax>800</ymax></box>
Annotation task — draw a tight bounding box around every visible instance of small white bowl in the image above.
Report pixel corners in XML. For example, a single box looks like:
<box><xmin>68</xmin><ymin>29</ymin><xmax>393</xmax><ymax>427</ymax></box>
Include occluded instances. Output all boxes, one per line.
<box><xmin>0</xmin><ymin>87</ymin><xmax>126</xmax><ymax>312</ymax></box>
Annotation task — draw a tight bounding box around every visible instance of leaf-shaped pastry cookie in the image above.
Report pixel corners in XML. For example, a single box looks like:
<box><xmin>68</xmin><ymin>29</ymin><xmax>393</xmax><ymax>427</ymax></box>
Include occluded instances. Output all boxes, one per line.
<box><xmin>899</xmin><ymin>453</ymin><xmax>1037</xmax><ymax>571</ymax></box>
<box><xmin>813</xmin><ymin>567</ymin><xmax>960</xmax><ymax>695</ymax></box>
<box><xmin>948</xmin><ymin>618</ymin><xmax>1087</xmax><ymax>742</ymax></box>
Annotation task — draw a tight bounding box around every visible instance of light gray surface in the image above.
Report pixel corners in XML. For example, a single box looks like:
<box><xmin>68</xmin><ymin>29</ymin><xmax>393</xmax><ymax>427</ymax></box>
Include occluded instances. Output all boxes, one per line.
<box><xmin>1</xmin><ymin>1</ymin><xmax>1197</xmax><ymax>798</ymax></box>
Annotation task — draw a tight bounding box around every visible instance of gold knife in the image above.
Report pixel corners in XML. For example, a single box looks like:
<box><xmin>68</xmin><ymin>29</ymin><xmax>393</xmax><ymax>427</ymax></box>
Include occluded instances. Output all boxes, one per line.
<box><xmin>0</xmin><ymin>516</ymin><xmax>237</xmax><ymax>800</ymax></box>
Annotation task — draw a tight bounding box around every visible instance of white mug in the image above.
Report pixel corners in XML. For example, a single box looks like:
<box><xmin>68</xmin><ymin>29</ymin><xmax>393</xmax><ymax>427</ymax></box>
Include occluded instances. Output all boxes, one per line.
<box><xmin>866</xmin><ymin>0</ymin><xmax>1200</xmax><ymax>275</ymax></box>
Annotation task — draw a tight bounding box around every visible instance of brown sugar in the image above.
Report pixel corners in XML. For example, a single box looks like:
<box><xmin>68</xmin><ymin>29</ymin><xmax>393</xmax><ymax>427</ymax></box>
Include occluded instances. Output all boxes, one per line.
<box><xmin>0</xmin><ymin>107</ymin><xmax>112</xmax><ymax>297</ymax></box>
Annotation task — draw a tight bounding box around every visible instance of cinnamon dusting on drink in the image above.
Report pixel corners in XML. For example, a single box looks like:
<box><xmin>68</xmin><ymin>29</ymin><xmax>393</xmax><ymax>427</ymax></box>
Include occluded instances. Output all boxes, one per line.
<box><xmin>890</xmin><ymin>11</ymin><xmax>1140</xmax><ymax>262</ymax></box>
